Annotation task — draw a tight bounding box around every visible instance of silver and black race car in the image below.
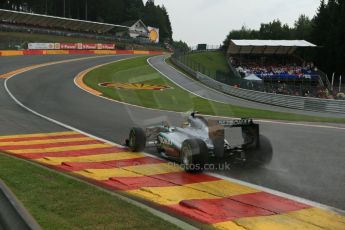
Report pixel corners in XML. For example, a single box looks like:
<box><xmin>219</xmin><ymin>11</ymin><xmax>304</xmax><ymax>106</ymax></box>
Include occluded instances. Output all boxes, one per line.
<box><xmin>126</xmin><ymin>112</ymin><xmax>272</xmax><ymax>172</ymax></box>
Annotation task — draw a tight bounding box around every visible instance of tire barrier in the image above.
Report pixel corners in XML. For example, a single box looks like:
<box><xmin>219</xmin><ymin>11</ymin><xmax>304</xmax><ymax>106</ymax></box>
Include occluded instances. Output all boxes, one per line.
<box><xmin>171</xmin><ymin>57</ymin><xmax>345</xmax><ymax>114</ymax></box>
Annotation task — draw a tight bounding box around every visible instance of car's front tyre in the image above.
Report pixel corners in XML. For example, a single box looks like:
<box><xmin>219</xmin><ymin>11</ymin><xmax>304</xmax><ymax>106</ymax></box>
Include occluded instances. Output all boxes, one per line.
<box><xmin>128</xmin><ymin>127</ymin><xmax>146</xmax><ymax>152</ymax></box>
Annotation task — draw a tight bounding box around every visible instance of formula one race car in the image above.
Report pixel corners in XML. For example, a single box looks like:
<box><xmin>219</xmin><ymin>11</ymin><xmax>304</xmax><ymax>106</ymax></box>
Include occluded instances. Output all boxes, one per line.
<box><xmin>126</xmin><ymin>112</ymin><xmax>272</xmax><ymax>172</ymax></box>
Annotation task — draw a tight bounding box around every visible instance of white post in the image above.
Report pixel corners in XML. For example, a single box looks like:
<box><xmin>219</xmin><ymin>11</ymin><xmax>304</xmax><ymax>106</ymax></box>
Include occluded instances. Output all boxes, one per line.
<box><xmin>339</xmin><ymin>75</ymin><xmax>342</xmax><ymax>92</ymax></box>
<box><xmin>331</xmin><ymin>73</ymin><xmax>335</xmax><ymax>90</ymax></box>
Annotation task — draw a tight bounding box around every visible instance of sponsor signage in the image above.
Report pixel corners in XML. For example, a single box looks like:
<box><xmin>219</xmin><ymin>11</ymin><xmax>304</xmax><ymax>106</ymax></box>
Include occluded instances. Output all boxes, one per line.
<box><xmin>82</xmin><ymin>43</ymin><xmax>97</xmax><ymax>49</ymax></box>
<box><xmin>28</xmin><ymin>43</ymin><xmax>55</xmax><ymax>50</ymax></box>
<box><xmin>217</xmin><ymin>119</ymin><xmax>254</xmax><ymax>127</ymax></box>
<box><xmin>28</xmin><ymin>43</ymin><xmax>116</xmax><ymax>50</ymax></box>
<box><xmin>100</xmin><ymin>44</ymin><xmax>115</xmax><ymax>49</ymax></box>
<box><xmin>54</xmin><ymin>43</ymin><xmax>61</xmax><ymax>49</ymax></box>
<box><xmin>148</xmin><ymin>26</ymin><xmax>160</xmax><ymax>43</ymax></box>
<box><xmin>60</xmin><ymin>43</ymin><xmax>78</xmax><ymax>49</ymax></box>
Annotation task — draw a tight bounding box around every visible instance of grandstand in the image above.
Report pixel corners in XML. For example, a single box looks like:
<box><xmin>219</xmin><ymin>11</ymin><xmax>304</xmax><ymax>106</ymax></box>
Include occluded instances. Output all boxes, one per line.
<box><xmin>0</xmin><ymin>9</ymin><xmax>162</xmax><ymax>50</ymax></box>
<box><xmin>0</xmin><ymin>9</ymin><xmax>124</xmax><ymax>33</ymax></box>
<box><xmin>226</xmin><ymin>40</ymin><xmax>334</xmax><ymax>99</ymax></box>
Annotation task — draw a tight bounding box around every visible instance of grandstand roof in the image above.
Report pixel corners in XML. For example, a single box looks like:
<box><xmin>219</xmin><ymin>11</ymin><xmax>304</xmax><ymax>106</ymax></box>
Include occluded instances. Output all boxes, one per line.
<box><xmin>0</xmin><ymin>9</ymin><xmax>128</xmax><ymax>33</ymax></box>
<box><xmin>228</xmin><ymin>39</ymin><xmax>317</xmax><ymax>55</ymax></box>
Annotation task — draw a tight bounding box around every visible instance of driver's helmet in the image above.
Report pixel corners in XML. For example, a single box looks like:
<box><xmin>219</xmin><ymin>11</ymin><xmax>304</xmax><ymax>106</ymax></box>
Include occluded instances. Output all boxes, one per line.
<box><xmin>187</xmin><ymin>115</ymin><xmax>207</xmax><ymax>129</ymax></box>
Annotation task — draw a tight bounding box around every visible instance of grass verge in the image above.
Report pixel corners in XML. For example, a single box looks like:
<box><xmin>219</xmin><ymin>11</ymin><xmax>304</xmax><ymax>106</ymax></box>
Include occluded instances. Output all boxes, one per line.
<box><xmin>84</xmin><ymin>55</ymin><xmax>345</xmax><ymax>123</ymax></box>
<box><xmin>186</xmin><ymin>51</ymin><xmax>230</xmax><ymax>74</ymax></box>
<box><xmin>0</xmin><ymin>153</ymin><xmax>181</xmax><ymax>230</ymax></box>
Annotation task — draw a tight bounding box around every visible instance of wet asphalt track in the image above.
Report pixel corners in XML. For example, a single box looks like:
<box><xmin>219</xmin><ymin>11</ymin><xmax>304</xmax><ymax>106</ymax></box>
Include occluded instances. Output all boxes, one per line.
<box><xmin>1</xmin><ymin>54</ymin><xmax>345</xmax><ymax>210</ymax></box>
<box><xmin>0</xmin><ymin>54</ymin><xmax>97</xmax><ymax>75</ymax></box>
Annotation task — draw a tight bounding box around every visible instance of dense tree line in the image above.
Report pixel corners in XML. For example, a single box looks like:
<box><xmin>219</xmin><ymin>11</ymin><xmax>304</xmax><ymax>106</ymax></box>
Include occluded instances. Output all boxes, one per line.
<box><xmin>0</xmin><ymin>0</ymin><xmax>173</xmax><ymax>42</ymax></box>
<box><xmin>222</xmin><ymin>0</ymin><xmax>345</xmax><ymax>77</ymax></box>
<box><xmin>172</xmin><ymin>40</ymin><xmax>189</xmax><ymax>53</ymax></box>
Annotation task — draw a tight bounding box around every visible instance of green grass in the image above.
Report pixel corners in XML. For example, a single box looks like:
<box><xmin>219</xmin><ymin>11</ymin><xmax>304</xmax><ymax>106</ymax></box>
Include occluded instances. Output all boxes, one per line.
<box><xmin>0</xmin><ymin>153</ymin><xmax>181</xmax><ymax>230</ymax></box>
<box><xmin>186</xmin><ymin>51</ymin><xmax>230</xmax><ymax>74</ymax></box>
<box><xmin>84</xmin><ymin>55</ymin><xmax>345</xmax><ymax>123</ymax></box>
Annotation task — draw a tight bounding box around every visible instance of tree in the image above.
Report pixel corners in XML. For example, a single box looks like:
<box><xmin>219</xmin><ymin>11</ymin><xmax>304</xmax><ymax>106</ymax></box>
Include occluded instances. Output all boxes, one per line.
<box><xmin>1</xmin><ymin>0</ymin><xmax>173</xmax><ymax>43</ymax></box>
<box><xmin>293</xmin><ymin>15</ymin><xmax>313</xmax><ymax>40</ymax></box>
<box><xmin>310</xmin><ymin>0</ymin><xmax>345</xmax><ymax>76</ymax></box>
<box><xmin>142</xmin><ymin>2</ymin><xmax>172</xmax><ymax>42</ymax></box>
<box><xmin>221</xmin><ymin>26</ymin><xmax>257</xmax><ymax>51</ymax></box>
<box><xmin>172</xmin><ymin>40</ymin><xmax>189</xmax><ymax>53</ymax></box>
<box><xmin>222</xmin><ymin>0</ymin><xmax>345</xmax><ymax>77</ymax></box>
<box><xmin>259</xmin><ymin>20</ymin><xmax>291</xmax><ymax>39</ymax></box>
<box><xmin>125</xmin><ymin>0</ymin><xmax>144</xmax><ymax>21</ymax></box>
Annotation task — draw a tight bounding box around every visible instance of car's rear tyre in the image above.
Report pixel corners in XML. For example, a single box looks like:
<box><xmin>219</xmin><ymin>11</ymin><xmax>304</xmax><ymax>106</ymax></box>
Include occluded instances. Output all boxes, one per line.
<box><xmin>128</xmin><ymin>127</ymin><xmax>146</xmax><ymax>152</ymax></box>
<box><xmin>180</xmin><ymin>139</ymin><xmax>209</xmax><ymax>173</ymax></box>
<box><xmin>245</xmin><ymin>135</ymin><xmax>273</xmax><ymax>167</ymax></box>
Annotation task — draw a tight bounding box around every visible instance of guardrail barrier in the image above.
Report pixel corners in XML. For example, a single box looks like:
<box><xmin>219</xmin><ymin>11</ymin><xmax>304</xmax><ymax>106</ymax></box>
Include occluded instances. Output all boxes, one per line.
<box><xmin>171</xmin><ymin>56</ymin><xmax>345</xmax><ymax>114</ymax></box>
<box><xmin>0</xmin><ymin>179</ymin><xmax>41</xmax><ymax>230</ymax></box>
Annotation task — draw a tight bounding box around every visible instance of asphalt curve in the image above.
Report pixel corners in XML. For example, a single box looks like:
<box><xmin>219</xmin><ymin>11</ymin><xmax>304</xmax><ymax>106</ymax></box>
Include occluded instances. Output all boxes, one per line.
<box><xmin>3</xmin><ymin>54</ymin><xmax>345</xmax><ymax>210</ymax></box>
<box><xmin>0</xmin><ymin>54</ymin><xmax>97</xmax><ymax>75</ymax></box>
<box><xmin>148</xmin><ymin>55</ymin><xmax>345</xmax><ymax>118</ymax></box>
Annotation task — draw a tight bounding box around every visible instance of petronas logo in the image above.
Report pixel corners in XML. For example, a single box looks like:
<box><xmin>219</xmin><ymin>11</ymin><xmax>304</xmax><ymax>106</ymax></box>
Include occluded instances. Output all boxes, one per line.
<box><xmin>99</xmin><ymin>82</ymin><xmax>172</xmax><ymax>91</ymax></box>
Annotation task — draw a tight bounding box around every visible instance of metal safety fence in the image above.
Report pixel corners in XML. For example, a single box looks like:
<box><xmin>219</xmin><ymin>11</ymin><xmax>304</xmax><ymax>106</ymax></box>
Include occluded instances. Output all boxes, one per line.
<box><xmin>171</xmin><ymin>56</ymin><xmax>345</xmax><ymax>114</ymax></box>
<box><xmin>172</xmin><ymin>50</ymin><xmax>339</xmax><ymax>98</ymax></box>
<box><xmin>0</xmin><ymin>179</ymin><xmax>41</xmax><ymax>230</ymax></box>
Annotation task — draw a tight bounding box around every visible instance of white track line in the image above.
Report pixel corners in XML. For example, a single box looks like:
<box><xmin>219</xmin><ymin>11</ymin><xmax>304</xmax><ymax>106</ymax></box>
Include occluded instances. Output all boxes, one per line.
<box><xmin>73</xmin><ymin>55</ymin><xmax>345</xmax><ymax>130</ymax></box>
<box><xmin>147</xmin><ymin>56</ymin><xmax>225</xmax><ymax>103</ymax></box>
<box><xmin>3</xmin><ymin>56</ymin><xmax>197</xmax><ymax>230</ymax></box>
<box><xmin>207</xmin><ymin>173</ymin><xmax>345</xmax><ymax>215</ymax></box>
<box><xmin>4</xmin><ymin>55</ymin><xmax>345</xmax><ymax>217</ymax></box>
<box><xmin>163</xmin><ymin>56</ymin><xmax>345</xmax><ymax>118</ymax></box>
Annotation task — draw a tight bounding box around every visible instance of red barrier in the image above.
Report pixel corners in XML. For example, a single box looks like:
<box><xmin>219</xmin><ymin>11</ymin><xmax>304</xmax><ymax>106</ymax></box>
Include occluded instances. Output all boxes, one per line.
<box><xmin>116</xmin><ymin>50</ymin><xmax>134</xmax><ymax>54</ymax></box>
<box><xmin>68</xmin><ymin>50</ymin><xmax>94</xmax><ymax>54</ymax></box>
<box><xmin>149</xmin><ymin>51</ymin><xmax>164</xmax><ymax>55</ymax></box>
<box><xmin>23</xmin><ymin>50</ymin><xmax>45</xmax><ymax>55</ymax></box>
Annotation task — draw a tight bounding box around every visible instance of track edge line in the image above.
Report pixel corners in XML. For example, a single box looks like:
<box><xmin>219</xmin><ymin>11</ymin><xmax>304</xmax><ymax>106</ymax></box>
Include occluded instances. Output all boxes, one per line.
<box><xmin>4</xmin><ymin>55</ymin><xmax>345</xmax><ymax>219</ymax></box>
<box><xmin>3</xmin><ymin>56</ymin><xmax>197</xmax><ymax>230</ymax></box>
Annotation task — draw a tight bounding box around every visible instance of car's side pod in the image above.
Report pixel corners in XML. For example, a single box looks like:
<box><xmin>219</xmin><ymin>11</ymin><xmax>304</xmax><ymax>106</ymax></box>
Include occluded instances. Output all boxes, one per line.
<box><xmin>208</xmin><ymin>120</ymin><xmax>225</xmax><ymax>158</ymax></box>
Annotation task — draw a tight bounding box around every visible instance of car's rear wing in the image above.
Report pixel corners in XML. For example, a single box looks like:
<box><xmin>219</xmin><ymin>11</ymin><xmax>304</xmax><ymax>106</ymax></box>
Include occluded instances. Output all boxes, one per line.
<box><xmin>208</xmin><ymin>118</ymin><xmax>260</xmax><ymax>157</ymax></box>
<box><xmin>216</xmin><ymin>118</ymin><xmax>255</xmax><ymax>127</ymax></box>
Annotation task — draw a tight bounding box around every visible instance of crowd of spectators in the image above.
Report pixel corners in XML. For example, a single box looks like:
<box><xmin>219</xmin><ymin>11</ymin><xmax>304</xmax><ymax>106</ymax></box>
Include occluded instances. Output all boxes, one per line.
<box><xmin>261</xmin><ymin>84</ymin><xmax>336</xmax><ymax>99</ymax></box>
<box><xmin>228</xmin><ymin>56</ymin><xmax>344</xmax><ymax>99</ymax></box>
<box><xmin>261</xmin><ymin>82</ymin><xmax>345</xmax><ymax>99</ymax></box>
<box><xmin>233</xmin><ymin>58</ymin><xmax>319</xmax><ymax>80</ymax></box>
<box><xmin>333</xmin><ymin>87</ymin><xmax>345</xmax><ymax>100</ymax></box>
